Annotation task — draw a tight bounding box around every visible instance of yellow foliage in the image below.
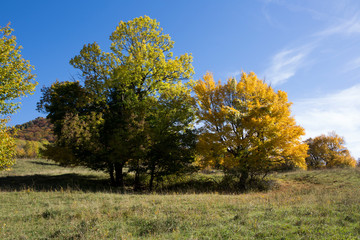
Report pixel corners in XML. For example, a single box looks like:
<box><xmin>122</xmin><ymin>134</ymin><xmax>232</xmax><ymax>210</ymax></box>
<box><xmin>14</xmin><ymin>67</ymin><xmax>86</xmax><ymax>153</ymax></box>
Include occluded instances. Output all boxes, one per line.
<box><xmin>0</xmin><ymin>23</ymin><xmax>36</xmax><ymax>169</ymax></box>
<box><xmin>194</xmin><ymin>72</ymin><xmax>308</xmax><ymax>175</ymax></box>
<box><xmin>306</xmin><ymin>132</ymin><xmax>356</xmax><ymax>169</ymax></box>
<box><xmin>0</xmin><ymin>119</ymin><xmax>16</xmax><ymax>170</ymax></box>
<box><xmin>0</xmin><ymin>23</ymin><xmax>37</xmax><ymax>115</ymax></box>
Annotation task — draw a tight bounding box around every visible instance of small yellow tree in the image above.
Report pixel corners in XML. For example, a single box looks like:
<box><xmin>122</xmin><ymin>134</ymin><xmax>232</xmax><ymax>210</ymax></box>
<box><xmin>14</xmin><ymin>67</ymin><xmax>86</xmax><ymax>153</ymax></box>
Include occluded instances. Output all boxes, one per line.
<box><xmin>193</xmin><ymin>72</ymin><xmax>308</xmax><ymax>189</ymax></box>
<box><xmin>305</xmin><ymin>132</ymin><xmax>356</xmax><ymax>169</ymax></box>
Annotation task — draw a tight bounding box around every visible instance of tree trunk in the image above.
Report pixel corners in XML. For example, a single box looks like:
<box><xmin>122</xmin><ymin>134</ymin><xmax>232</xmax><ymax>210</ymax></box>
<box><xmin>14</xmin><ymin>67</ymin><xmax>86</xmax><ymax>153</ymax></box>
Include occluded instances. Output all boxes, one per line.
<box><xmin>239</xmin><ymin>169</ymin><xmax>249</xmax><ymax>190</ymax></box>
<box><xmin>134</xmin><ymin>169</ymin><xmax>141</xmax><ymax>191</ymax></box>
<box><xmin>108</xmin><ymin>163</ymin><xmax>115</xmax><ymax>186</ymax></box>
<box><xmin>149</xmin><ymin>163</ymin><xmax>156</xmax><ymax>192</ymax></box>
<box><xmin>115</xmin><ymin>162</ymin><xmax>124</xmax><ymax>191</ymax></box>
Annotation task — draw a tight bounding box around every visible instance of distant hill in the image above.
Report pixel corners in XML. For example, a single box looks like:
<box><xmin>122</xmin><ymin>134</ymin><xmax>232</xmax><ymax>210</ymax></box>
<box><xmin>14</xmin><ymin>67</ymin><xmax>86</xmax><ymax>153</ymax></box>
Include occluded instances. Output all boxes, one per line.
<box><xmin>14</xmin><ymin>117</ymin><xmax>55</xmax><ymax>143</ymax></box>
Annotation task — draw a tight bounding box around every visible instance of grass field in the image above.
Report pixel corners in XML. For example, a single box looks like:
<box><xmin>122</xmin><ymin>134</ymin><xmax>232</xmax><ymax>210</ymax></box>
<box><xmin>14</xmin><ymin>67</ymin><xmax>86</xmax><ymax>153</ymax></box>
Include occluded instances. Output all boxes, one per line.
<box><xmin>1</xmin><ymin>159</ymin><xmax>360</xmax><ymax>239</ymax></box>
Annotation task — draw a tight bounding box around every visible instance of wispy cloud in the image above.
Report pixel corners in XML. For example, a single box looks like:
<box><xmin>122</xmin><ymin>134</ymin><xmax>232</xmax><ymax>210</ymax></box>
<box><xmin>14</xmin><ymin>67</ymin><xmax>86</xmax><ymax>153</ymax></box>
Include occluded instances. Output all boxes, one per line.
<box><xmin>264</xmin><ymin>44</ymin><xmax>314</xmax><ymax>85</ymax></box>
<box><xmin>293</xmin><ymin>84</ymin><xmax>360</xmax><ymax>158</ymax></box>
<box><xmin>260</xmin><ymin>0</ymin><xmax>360</xmax><ymax>157</ymax></box>
<box><xmin>343</xmin><ymin>56</ymin><xmax>360</xmax><ymax>72</ymax></box>
<box><xmin>261</xmin><ymin>3</ymin><xmax>284</xmax><ymax>29</ymax></box>
<box><xmin>316</xmin><ymin>14</ymin><xmax>360</xmax><ymax>36</ymax></box>
<box><xmin>262</xmin><ymin>2</ymin><xmax>360</xmax><ymax>86</ymax></box>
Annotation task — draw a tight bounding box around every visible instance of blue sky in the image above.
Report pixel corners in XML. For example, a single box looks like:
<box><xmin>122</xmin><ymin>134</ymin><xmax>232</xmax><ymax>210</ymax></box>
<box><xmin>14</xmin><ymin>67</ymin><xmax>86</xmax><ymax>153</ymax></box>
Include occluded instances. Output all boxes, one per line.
<box><xmin>2</xmin><ymin>0</ymin><xmax>360</xmax><ymax>157</ymax></box>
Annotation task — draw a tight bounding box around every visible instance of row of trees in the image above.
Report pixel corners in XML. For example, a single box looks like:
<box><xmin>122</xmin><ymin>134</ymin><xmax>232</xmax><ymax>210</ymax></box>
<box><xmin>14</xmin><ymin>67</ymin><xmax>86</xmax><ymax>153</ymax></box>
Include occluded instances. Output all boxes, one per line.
<box><xmin>36</xmin><ymin>16</ymin><xmax>356</xmax><ymax>191</ymax></box>
<box><xmin>1</xmin><ymin>17</ymin><xmax>356</xmax><ymax>190</ymax></box>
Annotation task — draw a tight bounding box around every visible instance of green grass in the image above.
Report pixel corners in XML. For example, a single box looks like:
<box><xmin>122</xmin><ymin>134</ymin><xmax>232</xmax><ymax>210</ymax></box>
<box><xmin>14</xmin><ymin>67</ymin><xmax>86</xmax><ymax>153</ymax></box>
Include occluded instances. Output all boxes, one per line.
<box><xmin>0</xmin><ymin>158</ymin><xmax>111</xmax><ymax>192</ymax></box>
<box><xmin>1</xmin><ymin>159</ymin><xmax>360</xmax><ymax>239</ymax></box>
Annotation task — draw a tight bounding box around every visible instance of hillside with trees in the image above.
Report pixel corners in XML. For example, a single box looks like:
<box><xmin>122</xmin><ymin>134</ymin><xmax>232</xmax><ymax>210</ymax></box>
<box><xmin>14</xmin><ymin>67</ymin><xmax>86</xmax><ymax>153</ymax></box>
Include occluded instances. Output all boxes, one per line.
<box><xmin>14</xmin><ymin>117</ymin><xmax>55</xmax><ymax>143</ymax></box>
<box><xmin>10</xmin><ymin>117</ymin><xmax>54</xmax><ymax>158</ymax></box>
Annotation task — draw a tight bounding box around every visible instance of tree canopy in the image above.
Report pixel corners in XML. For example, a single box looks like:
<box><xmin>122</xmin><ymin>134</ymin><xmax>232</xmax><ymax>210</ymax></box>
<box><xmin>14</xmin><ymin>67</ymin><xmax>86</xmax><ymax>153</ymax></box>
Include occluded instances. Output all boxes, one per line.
<box><xmin>0</xmin><ymin>23</ymin><xmax>37</xmax><ymax>170</ymax></box>
<box><xmin>305</xmin><ymin>132</ymin><xmax>356</xmax><ymax>169</ymax></box>
<box><xmin>38</xmin><ymin>16</ymin><xmax>196</xmax><ymax>190</ymax></box>
<box><xmin>0</xmin><ymin>24</ymin><xmax>36</xmax><ymax>115</ymax></box>
<box><xmin>193</xmin><ymin>72</ymin><xmax>308</xmax><ymax>189</ymax></box>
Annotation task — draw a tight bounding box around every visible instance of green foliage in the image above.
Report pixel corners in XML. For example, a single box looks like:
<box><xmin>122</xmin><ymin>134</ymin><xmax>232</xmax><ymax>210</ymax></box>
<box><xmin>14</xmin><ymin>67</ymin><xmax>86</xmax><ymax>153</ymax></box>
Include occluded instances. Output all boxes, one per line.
<box><xmin>0</xmin><ymin>23</ymin><xmax>37</xmax><ymax>170</ymax></box>
<box><xmin>144</xmin><ymin>86</ymin><xmax>198</xmax><ymax>190</ymax></box>
<box><xmin>41</xmin><ymin>112</ymin><xmax>106</xmax><ymax>170</ymax></box>
<box><xmin>38</xmin><ymin>16</ymin><xmax>195</xmax><ymax>189</ymax></box>
<box><xmin>305</xmin><ymin>132</ymin><xmax>356</xmax><ymax>169</ymax></box>
<box><xmin>37</xmin><ymin>81</ymin><xmax>88</xmax><ymax>136</ymax></box>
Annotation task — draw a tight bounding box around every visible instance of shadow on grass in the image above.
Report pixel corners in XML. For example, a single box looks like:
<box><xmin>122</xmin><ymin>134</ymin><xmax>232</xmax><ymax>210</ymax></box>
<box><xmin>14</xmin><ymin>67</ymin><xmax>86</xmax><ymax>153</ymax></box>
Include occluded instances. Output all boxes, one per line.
<box><xmin>0</xmin><ymin>174</ymin><xmax>117</xmax><ymax>193</ymax></box>
<box><xmin>157</xmin><ymin>178</ymin><xmax>275</xmax><ymax>194</ymax></box>
<box><xmin>0</xmin><ymin>158</ymin><xmax>283</xmax><ymax>194</ymax></box>
<box><xmin>29</xmin><ymin>160</ymin><xmax>59</xmax><ymax>166</ymax></box>
<box><xmin>0</xmin><ymin>172</ymin><xmax>275</xmax><ymax>194</ymax></box>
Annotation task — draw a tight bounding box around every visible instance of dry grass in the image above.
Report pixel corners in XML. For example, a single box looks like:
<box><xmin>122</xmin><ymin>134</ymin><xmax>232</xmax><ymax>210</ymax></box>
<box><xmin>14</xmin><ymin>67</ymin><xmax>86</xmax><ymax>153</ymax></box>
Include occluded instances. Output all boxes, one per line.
<box><xmin>1</xmin><ymin>159</ymin><xmax>360</xmax><ymax>239</ymax></box>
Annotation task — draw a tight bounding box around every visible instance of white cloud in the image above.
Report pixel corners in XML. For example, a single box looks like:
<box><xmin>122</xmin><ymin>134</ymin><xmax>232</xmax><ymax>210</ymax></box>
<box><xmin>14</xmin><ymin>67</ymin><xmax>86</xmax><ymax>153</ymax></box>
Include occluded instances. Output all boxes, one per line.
<box><xmin>317</xmin><ymin>14</ymin><xmax>360</xmax><ymax>36</ymax></box>
<box><xmin>262</xmin><ymin>3</ymin><xmax>360</xmax><ymax>86</ymax></box>
<box><xmin>260</xmin><ymin>1</ymin><xmax>360</xmax><ymax>158</ymax></box>
<box><xmin>264</xmin><ymin>45</ymin><xmax>313</xmax><ymax>85</ymax></box>
<box><xmin>293</xmin><ymin>84</ymin><xmax>360</xmax><ymax>158</ymax></box>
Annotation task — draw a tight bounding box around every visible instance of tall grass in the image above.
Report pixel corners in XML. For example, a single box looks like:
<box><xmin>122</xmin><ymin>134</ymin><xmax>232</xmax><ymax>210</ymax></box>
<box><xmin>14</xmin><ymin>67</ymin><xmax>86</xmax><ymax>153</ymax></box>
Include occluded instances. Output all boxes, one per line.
<box><xmin>1</xmin><ymin>159</ymin><xmax>360</xmax><ymax>239</ymax></box>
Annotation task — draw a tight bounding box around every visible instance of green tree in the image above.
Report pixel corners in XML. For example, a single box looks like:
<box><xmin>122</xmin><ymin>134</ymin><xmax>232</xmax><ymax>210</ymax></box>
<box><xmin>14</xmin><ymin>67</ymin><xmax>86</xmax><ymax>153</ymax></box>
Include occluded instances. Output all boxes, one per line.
<box><xmin>305</xmin><ymin>132</ymin><xmax>356</xmax><ymax>169</ymax></box>
<box><xmin>144</xmin><ymin>84</ymin><xmax>197</xmax><ymax>191</ymax></box>
<box><xmin>37</xmin><ymin>81</ymin><xmax>89</xmax><ymax>136</ymax></box>
<box><xmin>193</xmin><ymin>72</ymin><xmax>308</xmax><ymax>189</ymax></box>
<box><xmin>0</xmin><ymin>23</ymin><xmax>37</xmax><ymax>169</ymax></box>
<box><xmin>38</xmin><ymin>16</ymin><xmax>195</xmax><ymax>189</ymax></box>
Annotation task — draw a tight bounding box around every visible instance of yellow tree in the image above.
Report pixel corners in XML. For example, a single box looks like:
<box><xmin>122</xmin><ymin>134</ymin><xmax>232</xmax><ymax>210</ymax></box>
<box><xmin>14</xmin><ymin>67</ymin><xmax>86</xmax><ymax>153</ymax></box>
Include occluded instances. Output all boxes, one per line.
<box><xmin>0</xmin><ymin>24</ymin><xmax>37</xmax><ymax>169</ymax></box>
<box><xmin>194</xmin><ymin>72</ymin><xmax>308</xmax><ymax>189</ymax></box>
<box><xmin>305</xmin><ymin>132</ymin><xmax>356</xmax><ymax>169</ymax></box>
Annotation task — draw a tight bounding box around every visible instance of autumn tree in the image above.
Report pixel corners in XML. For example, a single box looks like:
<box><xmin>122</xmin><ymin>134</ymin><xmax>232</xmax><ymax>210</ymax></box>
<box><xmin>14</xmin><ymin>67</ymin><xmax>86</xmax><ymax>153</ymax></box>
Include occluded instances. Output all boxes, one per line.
<box><xmin>38</xmin><ymin>16</ymin><xmax>195</xmax><ymax>189</ymax></box>
<box><xmin>305</xmin><ymin>132</ymin><xmax>356</xmax><ymax>169</ymax></box>
<box><xmin>0</xmin><ymin>23</ymin><xmax>37</xmax><ymax>169</ymax></box>
<box><xmin>193</xmin><ymin>72</ymin><xmax>308</xmax><ymax>189</ymax></box>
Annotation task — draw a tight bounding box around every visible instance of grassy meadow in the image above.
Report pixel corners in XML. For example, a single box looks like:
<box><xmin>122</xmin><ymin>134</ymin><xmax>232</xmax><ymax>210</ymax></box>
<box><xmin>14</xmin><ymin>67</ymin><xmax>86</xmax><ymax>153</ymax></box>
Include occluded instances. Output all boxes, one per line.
<box><xmin>1</xmin><ymin>159</ymin><xmax>360</xmax><ymax>239</ymax></box>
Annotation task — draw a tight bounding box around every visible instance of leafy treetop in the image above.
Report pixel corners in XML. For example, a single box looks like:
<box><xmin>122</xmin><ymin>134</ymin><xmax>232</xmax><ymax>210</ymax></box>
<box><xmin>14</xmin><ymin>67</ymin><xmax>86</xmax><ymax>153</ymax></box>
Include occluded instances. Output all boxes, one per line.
<box><xmin>0</xmin><ymin>23</ymin><xmax>37</xmax><ymax>116</ymax></box>
<box><xmin>305</xmin><ymin>132</ymin><xmax>356</xmax><ymax>169</ymax></box>
<box><xmin>193</xmin><ymin>72</ymin><xmax>308</xmax><ymax>188</ymax></box>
